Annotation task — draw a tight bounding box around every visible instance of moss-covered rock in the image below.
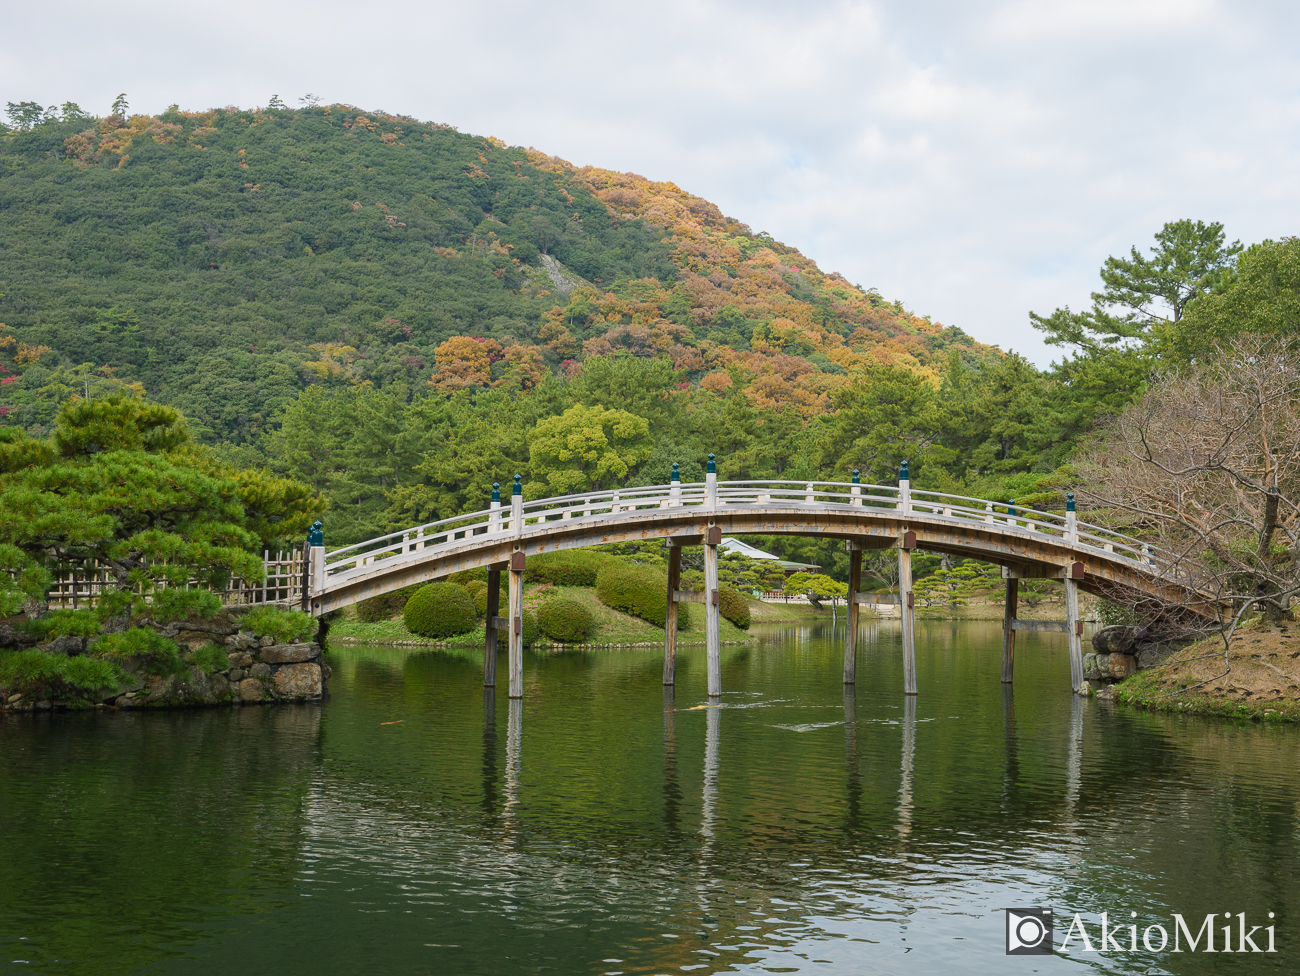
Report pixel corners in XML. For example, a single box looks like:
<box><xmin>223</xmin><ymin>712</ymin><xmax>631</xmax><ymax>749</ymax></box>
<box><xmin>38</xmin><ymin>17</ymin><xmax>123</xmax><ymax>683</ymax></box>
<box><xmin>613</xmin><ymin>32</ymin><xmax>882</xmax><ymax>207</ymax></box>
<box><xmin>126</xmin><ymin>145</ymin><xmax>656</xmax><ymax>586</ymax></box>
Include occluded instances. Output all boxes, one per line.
<box><xmin>537</xmin><ymin>598</ymin><xmax>594</xmax><ymax>642</ymax></box>
<box><xmin>403</xmin><ymin>582</ymin><xmax>477</xmax><ymax>639</ymax></box>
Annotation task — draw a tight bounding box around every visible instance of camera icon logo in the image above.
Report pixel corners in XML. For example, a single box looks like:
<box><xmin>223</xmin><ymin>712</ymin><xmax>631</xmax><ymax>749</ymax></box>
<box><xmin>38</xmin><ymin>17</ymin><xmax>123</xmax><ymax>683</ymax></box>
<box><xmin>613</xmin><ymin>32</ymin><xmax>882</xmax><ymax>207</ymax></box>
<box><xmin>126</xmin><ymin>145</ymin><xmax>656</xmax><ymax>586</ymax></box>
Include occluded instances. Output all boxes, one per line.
<box><xmin>1005</xmin><ymin>907</ymin><xmax>1053</xmax><ymax>955</ymax></box>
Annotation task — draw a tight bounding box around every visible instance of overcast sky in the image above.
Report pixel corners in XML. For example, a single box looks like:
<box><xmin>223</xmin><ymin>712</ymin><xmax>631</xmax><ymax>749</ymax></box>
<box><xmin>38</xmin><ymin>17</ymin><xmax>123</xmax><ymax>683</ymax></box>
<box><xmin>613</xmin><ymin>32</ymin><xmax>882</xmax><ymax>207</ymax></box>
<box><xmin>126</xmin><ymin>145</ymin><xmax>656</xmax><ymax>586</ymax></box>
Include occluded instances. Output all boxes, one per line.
<box><xmin>4</xmin><ymin>0</ymin><xmax>1297</xmax><ymax>363</ymax></box>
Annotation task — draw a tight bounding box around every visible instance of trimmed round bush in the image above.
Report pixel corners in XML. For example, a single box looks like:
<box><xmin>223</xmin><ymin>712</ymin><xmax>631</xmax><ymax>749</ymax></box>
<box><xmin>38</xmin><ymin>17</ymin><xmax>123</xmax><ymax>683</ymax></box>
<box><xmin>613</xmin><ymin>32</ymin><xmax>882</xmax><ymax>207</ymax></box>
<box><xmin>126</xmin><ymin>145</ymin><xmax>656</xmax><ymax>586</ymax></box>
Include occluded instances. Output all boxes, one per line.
<box><xmin>596</xmin><ymin>563</ymin><xmax>670</xmax><ymax>628</ymax></box>
<box><xmin>356</xmin><ymin>585</ymin><xmax>420</xmax><ymax>623</ymax></box>
<box><xmin>718</xmin><ymin>586</ymin><xmax>750</xmax><ymax>629</ymax></box>
<box><xmin>463</xmin><ymin>580</ymin><xmax>487</xmax><ymax>616</ymax></box>
<box><xmin>471</xmin><ymin>580</ymin><xmax>507</xmax><ymax>618</ymax></box>
<box><xmin>526</xmin><ymin>550</ymin><xmax>610</xmax><ymax>587</ymax></box>
<box><xmin>403</xmin><ymin>582</ymin><xmax>478</xmax><ymax>639</ymax></box>
<box><xmin>537</xmin><ymin>598</ymin><xmax>594</xmax><ymax>642</ymax></box>
<box><xmin>522</xmin><ymin>609</ymin><xmax>539</xmax><ymax>646</ymax></box>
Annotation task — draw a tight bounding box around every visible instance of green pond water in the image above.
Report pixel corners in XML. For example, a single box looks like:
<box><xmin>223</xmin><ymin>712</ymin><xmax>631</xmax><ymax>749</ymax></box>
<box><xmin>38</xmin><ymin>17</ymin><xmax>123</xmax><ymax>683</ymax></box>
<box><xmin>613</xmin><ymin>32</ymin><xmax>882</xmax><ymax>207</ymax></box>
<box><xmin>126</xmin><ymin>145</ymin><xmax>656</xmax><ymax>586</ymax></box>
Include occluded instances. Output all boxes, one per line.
<box><xmin>1</xmin><ymin>621</ymin><xmax>1296</xmax><ymax>975</ymax></box>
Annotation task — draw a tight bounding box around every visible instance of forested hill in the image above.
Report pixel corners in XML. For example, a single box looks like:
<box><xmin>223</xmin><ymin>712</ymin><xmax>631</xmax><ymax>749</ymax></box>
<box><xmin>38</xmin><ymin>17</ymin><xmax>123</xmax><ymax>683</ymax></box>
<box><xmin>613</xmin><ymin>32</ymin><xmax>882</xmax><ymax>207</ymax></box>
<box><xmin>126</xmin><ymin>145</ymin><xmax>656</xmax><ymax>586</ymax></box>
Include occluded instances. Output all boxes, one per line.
<box><xmin>0</xmin><ymin>102</ymin><xmax>983</xmax><ymax>442</ymax></box>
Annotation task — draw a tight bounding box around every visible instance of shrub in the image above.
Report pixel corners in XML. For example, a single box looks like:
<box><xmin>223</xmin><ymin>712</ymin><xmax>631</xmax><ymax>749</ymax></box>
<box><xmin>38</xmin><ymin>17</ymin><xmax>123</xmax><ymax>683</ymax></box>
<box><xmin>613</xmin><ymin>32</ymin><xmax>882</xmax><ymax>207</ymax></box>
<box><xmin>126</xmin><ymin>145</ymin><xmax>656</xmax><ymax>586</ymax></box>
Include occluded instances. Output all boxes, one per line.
<box><xmin>190</xmin><ymin>642</ymin><xmax>230</xmax><ymax>674</ymax></box>
<box><xmin>90</xmin><ymin>628</ymin><xmax>182</xmax><ymax>676</ymax></box>
<box><xmin>147</xmin><ymin>588</ymin><xmax>222</xmax><ymax>624</ymax></box>
<box><xmin>463</xmin><ymin>579</ymin><xmax>487</xmax><ymax>615</ymax></box>
<box><xmin>596</xmin><ymin>563</ymin><xmax>671</xmax><ymax>628</ymax></box>
<box><xmin>0</xmin><ymin>649</ymin><xmax>124</xmax><ymax>701</ymax></box>
<box><xmin>26</xmin><ymin>608</ymin><xmax>102</xmax><ymax>640</ymax></box>
<box><xmin>526</xmin><ymin>550</ymin><xmax>611</xmax><ymax>587</ymax></box>
<box><xmin>718</xmin><ymin>586</ymin><xmax>750</xmax><ymax>629</ymax></box>
<box><xmin>522</xmin><ymin>609</ymin><xmax>539</xmax><ymax>646</ymax></box>
<box><xmin>403</xmin><ymin>582</ymin><xmax>477</xmax><ymax>639</ymax></box>
<box><xmin>447</xmin><ymin>568</ymin><xmax>489</xmax><ymax>585</ymax></box>
<box><xmin>472</xmin><ymin>579</ymin><xmax>508</xmax><ymax>618</ymax></box>
<box><xmin>243</xmin><ymin>606</ymin><xmax>316</xmax><ymax>643</ymax></box>
<box><xmin>537</xmin><ymin>598</ymin><xmax>594</xmax><ymax>642</ymax></box>
<box><xmin>356</xmin><ymin>585</ymin><xmax>420</xmax><ymax>623</ymax></box>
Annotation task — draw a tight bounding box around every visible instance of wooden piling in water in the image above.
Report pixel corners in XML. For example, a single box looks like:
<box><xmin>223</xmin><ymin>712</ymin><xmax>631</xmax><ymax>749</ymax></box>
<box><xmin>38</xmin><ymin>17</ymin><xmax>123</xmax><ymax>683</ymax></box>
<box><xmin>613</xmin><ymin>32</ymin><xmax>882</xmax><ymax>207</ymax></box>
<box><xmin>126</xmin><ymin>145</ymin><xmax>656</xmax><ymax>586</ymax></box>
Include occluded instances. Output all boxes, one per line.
<box><xmin>704</xmin><ymin>522</ymin><xmax>722</xmax><ymax>698</ymax></box>
<box><xmin>899</xmin><ymin>533</ymin><xmax>917</xmax><ymax>696</ymax></box>
<box><xmin>1065</xmin><ymin>571</ymin><xmax>1084</xmax><ymax>693</ymax></box>
<box><xmin>484</xmin><ymin>567</ymin><xmax>501</xmax><ymax>687</ymax></box>
<box><xmin>508</xmin><ymin>550</ymin><xmax>524</xmax><ymax>699</ymax></box>
<box><xmin>663</xmin><ymin>542</ymin><xmax>682</xmax><ymax>685</ymax></box>
<box><xmin>1001</xmin><ymin>577</ymin><xmax>1018</xmax><ymax>684</ymax></box>
<box><xmin>844</xmin><ymin>547</ymin><xmax>862</xmax><ymax>684</ymax></box>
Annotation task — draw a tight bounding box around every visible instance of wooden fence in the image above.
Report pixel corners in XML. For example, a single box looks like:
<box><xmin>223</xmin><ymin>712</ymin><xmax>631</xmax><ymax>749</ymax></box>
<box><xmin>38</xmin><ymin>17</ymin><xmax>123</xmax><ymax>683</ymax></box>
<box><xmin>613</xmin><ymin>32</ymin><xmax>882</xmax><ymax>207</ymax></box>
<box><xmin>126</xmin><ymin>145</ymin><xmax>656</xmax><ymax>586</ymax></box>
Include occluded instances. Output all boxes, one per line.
<box><xmin>46</xmin><ymin>549</ymin><xmax>306</xmax><ymax>609</ymax></box>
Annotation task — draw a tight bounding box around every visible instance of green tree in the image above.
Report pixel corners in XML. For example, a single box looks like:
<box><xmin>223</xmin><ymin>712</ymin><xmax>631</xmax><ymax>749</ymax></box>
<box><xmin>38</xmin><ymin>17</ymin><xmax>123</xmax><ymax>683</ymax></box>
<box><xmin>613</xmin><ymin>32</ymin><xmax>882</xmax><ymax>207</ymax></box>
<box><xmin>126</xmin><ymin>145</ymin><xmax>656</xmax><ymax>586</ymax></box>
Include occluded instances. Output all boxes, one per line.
<box><xmin>821</xmin><ymin>362</ymin><xmax>955</xmax><ymax>486</ymax></box>
<box><xmin>1171</xmin><ymin>237</ymin><xmax>1300</xmax><ymax>358</ymax></box>
<box><xmin>528</xmin><ymin>404</ymin><xmax>653</xmax><ymax>496</ymax></box>
<box><xmin>1030</xmin><ymin>219</ymin><xmax>1242</xmax><ymax>353</ymax></box>
<box><xmin>0</xmin><ymin>395</ymin><xmax>316</xmax><ymax>593</ymax></box>
<box><xmin>569</xmin><ymin>354</ymin><xmax>678</xmax><ymax>429</ymax></box>
<box><xmin>4</xmin><ymin>101</ymin><xmax>47</xmax><ymax>131</ymax></box>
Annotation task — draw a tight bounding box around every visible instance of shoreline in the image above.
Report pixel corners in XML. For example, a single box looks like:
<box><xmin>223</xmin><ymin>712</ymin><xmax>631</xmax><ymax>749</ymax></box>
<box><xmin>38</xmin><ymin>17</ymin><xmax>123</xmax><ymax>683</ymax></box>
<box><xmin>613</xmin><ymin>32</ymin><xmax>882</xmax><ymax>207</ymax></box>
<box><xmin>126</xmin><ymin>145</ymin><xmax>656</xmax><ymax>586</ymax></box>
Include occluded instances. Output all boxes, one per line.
<box><xmin>1110</xmin><ymin>621</ymin><xmax>1300</xmax><ymax>724</ymax></box>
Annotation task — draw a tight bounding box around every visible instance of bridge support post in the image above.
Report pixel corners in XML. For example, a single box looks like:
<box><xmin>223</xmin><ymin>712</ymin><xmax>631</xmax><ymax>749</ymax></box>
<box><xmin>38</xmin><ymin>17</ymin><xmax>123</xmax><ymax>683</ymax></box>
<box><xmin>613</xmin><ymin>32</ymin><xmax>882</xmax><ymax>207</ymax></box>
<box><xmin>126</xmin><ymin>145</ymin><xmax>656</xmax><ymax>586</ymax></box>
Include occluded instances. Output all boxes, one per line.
<box><xmin>1065</xmin><ymin>574</ymin><xmax>1085</xmax><ymax>694</ymax></box>
<box><xmin>508</xmin><ymin>551</ymin><xmax>524</xmax><ymax>699</ymax></box>
<box><xmin>664</xmin><ymin>542</ymin><xmax>682</xmax><ymax>685</ymax></box>
<box><xmin>899</xmin><ymin>537</ymin><xmax>917</xmax><ymax>695</ymax></box>
<box><xmin>1001</xmin><ymin>577</ymin><xmax>1018</xmax><ymax>684</ymax></box>
<box><xmin>844</xmin><ymin>548</ymin><xmax>862</xmax><ymax>684</ymax></box>
<box><xmin>484</xmin><ymin>568</ymin><xmax>501</xmax><ymax>687</ymax></box>
<box><xmin>704</xmin><ymin>524</ymin><xmax>722</xmax><ymax>697</ymax></box>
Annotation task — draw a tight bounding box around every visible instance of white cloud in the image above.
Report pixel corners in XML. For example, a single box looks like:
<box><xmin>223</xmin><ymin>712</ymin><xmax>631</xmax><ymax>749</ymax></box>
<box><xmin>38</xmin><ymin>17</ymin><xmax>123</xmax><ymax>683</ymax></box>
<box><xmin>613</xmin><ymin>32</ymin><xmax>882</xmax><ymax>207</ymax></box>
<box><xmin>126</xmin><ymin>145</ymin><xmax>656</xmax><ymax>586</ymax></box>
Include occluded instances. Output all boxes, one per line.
<box><xmin>2</xmin><ymin>0</ymin><xmax>1298</xmax><ymax>363</ymax></box>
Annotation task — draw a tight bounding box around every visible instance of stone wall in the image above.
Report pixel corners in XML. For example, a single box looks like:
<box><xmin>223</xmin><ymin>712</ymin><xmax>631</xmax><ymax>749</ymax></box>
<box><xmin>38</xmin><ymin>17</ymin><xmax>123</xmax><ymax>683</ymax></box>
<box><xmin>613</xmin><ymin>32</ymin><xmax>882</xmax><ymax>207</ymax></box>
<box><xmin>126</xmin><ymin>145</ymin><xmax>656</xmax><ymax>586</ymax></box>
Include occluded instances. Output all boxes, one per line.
<box><xmin>1084</xmin><ymin>624</ymin><xmax>1186</xmax><ymax>685</ymax></box>
<box><xmin>2</xmin><ymin>605</ymin><xmax>328</xmax><ymax>713</ymax></box>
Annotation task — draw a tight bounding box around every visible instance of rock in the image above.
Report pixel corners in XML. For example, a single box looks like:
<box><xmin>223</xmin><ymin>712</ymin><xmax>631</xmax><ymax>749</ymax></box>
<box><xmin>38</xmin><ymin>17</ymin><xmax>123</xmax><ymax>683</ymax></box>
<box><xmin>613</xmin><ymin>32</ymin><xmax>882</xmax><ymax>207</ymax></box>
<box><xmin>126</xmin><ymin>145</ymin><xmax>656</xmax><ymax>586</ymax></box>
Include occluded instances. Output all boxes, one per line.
<box><xmin>238</xmin><ymin>678</ymin><xmax>268</xmax><ymax>703</ymax></box>
<box><xmin>1096</xmin><ymin>684</ymin><xmax>1116</xmax><ymax>700</ymax></box>
<box><xmin>227</xmin><ymin>651</ymin><xmax>253</xmax><ymax>668</ymax></box>
<box><xmin>35</xmin><ymin>700</ymin><xmax>52</xmax><ymax>710</ymax></box>
<box><xmin>1092</xmin><ymin>625</ymin><xmax>1137</xmax><ymax>654</ymax></box>
<box><xmin>1083</xmin><ymin>652</ymin><xmax>1101</xmax><ymax>680</ymax></box>
<box><xmin>259</xmin><ymin>635</ymin><xmax>274</xmax><ymax>647</ymax></box>
<box><xmin>42</xmin><ymin>634</ymin><xmax>84</xmax><ymax>655</ymax></box>
<box><xmin>226</xmin><ymin>632</ymin><xmax>258</xmax><ymax>651</ymax></box>
<box><xmin>273</xmin><ymin>663</ymin><xmax>322</xmax><ymax>699</ymax></box>
<box><xmin>250</xmin><ymin>662</ymin><xmax>272</xmax><ymax>681</ymax></box>
<box><xmin>259</xmin><ymin>643</ymin><xmax>319</xmax><ymax>664</ymax></box>
<box><xmin>208</xmin><ymin>673</ymin><xmax>231</xmax><ymax>701</ymax></box>
<box><xmin>228</xmin><ymin>668</ymin><xmax>245</xmax><ymax>682</ymax></box>
<box><xmin>1137</xmin><ymin>644</ymin><xmax>1176</xmax><ymax>669</ymax></box>
<box><xmin>7</xmin><ymin>693</ymin><xmax>22</xmax><ymax>704</ymax></box>
<box><xmin>1097</xmin><ymin>652</ymin><xmax>1138</xmax><ymax>680</ymax></box>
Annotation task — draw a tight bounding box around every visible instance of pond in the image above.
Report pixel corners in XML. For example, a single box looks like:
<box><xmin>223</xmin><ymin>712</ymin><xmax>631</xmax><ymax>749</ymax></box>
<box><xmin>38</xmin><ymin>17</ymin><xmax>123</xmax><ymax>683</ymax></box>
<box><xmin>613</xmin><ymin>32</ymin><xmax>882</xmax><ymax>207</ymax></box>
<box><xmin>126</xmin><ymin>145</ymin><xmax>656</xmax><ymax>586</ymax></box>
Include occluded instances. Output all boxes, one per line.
<box><xmin>1</xmin><ymin>621</ymin><xmax>1295</xmax><ymax>975</ymax></box>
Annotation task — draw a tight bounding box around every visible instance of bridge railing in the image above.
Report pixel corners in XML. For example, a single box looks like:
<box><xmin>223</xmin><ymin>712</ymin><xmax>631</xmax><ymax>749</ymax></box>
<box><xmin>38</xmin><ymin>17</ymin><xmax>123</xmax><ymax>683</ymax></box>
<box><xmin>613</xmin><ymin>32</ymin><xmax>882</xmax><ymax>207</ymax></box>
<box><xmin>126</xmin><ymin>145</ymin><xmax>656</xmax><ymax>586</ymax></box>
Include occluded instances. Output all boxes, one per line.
<box><xmin>318</xmin><ymin>479</ymin><xmax>1182</xmax><ymax>590</ymax></box>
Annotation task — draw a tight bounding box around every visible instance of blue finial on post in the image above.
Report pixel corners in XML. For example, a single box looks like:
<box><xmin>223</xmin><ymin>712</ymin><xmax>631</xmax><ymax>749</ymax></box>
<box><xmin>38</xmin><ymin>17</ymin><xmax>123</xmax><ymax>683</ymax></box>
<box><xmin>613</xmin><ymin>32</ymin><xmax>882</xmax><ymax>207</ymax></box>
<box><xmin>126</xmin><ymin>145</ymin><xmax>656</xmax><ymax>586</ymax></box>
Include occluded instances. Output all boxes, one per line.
<box><xmin>512</xmin><ymin>474</ymin><xmax>522</xmax><ymax>496</ymax></box>
<box><xmin>308</xmin><ymin>520</ymin><xmax>324</xmax><ymax>547</ymax></box>
<box><xmin>491</xmin><ymin>482</ymin><xmax>501</xmax><ymax>504</ymax></box>
<box><xmin>671</xmin><ymin>462</ymin><xmax>680</xmax><ymax>483</ymax></box>
<box><xmin>899</xmin><ymin>459</ymin><xmax>909</xmax><ymax>482</ymax></box>
<box><xmin>1008</xmin><ymin>499</ymin><xmax>1016</xmax><ymax>518</ymax></box>
<box><xmin>1066</xmin><ymin>492</ymin><xmax>1076</xmax><ymax>513</ymax></box>
<box><xmin>852</xmin><ymin>468</ymin><xmax>860</xmax><ymax>484</ymax></box>
<box><xmin>707</xmin><ymin>453</ymin><xmax>716</xmax><ymax>474</ymax></box>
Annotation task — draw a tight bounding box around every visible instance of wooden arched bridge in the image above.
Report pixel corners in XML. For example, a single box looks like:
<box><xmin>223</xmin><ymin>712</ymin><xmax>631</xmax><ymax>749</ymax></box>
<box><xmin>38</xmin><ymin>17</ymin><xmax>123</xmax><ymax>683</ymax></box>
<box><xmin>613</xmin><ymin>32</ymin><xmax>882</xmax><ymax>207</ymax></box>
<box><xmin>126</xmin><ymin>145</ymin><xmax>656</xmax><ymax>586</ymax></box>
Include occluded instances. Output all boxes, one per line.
<box><xmin>302</xmin><ymin>461</ymin><xmax>1207</xmax><ymax>700</ymax></box>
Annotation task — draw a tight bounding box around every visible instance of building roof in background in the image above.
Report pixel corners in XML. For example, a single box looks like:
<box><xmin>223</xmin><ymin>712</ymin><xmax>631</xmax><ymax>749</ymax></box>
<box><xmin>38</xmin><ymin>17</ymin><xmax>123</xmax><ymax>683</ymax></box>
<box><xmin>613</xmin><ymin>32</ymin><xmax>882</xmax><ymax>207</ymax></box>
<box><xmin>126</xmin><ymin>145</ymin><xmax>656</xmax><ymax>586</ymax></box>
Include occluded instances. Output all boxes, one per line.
<box><xmin>721</xmin><ymin>538</ymin><xmax>820</xmax><ymax>574</ymax></box>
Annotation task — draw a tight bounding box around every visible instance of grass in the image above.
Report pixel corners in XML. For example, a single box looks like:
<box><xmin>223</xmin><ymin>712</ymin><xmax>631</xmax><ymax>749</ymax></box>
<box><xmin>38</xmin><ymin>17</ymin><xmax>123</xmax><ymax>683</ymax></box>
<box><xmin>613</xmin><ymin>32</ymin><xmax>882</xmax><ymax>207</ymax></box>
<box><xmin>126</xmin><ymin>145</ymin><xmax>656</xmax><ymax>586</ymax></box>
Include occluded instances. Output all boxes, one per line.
<box><xmin>1112</xmin><ymin>619</ymin><xmax>1300</xmax><ymax>723</ymax></box>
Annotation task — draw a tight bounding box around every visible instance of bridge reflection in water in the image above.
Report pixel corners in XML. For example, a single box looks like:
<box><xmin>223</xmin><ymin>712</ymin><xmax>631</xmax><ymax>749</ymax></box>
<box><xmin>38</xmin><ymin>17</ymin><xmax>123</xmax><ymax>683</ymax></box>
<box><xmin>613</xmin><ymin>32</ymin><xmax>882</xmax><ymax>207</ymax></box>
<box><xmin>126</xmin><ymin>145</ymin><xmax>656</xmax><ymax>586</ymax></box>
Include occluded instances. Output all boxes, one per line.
<box><xmin>308</xmin><ymin>461</ymin><xmax>1203</xmax><ymax>699</ymax></box>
